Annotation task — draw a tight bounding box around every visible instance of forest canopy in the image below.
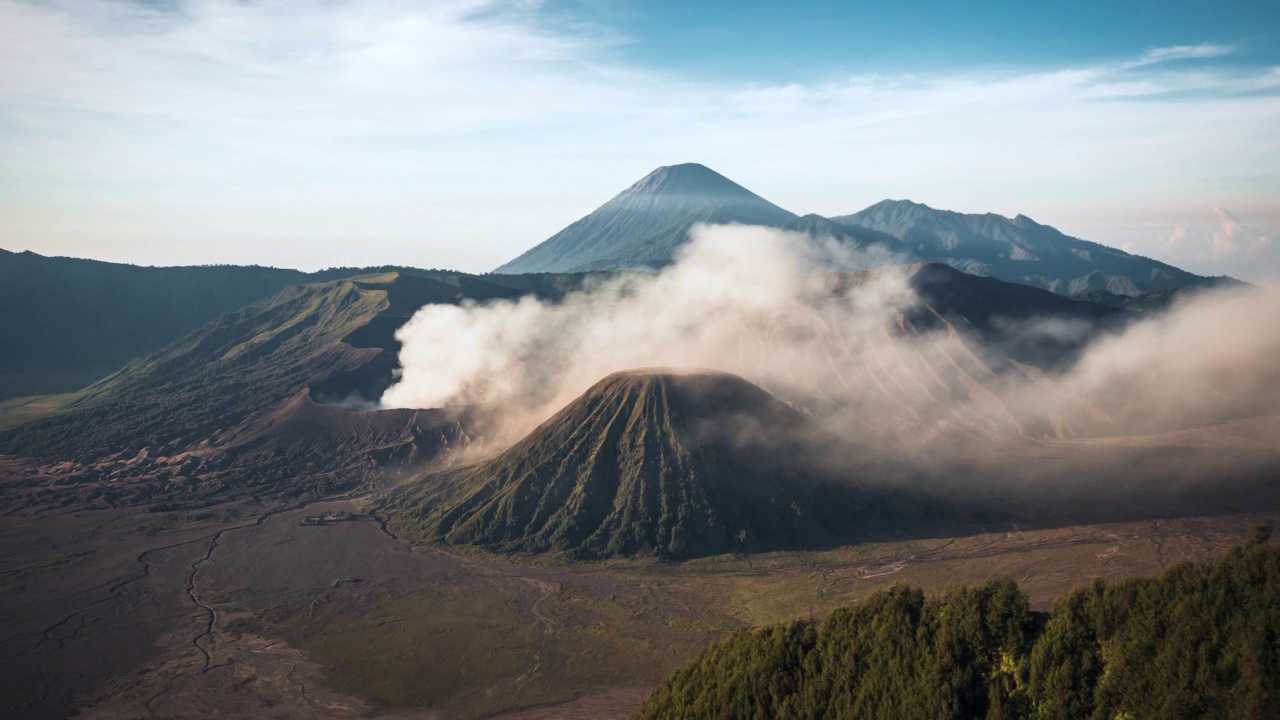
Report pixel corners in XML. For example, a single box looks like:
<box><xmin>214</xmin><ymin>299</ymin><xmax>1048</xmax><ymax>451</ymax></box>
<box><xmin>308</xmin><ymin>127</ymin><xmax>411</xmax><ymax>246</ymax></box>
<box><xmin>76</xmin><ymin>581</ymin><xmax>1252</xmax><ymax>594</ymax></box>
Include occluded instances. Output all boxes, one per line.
<box><xmin>634</xmin><ymin>524</ymin><xmax>1280</xmax><ymax>720</ymax></box>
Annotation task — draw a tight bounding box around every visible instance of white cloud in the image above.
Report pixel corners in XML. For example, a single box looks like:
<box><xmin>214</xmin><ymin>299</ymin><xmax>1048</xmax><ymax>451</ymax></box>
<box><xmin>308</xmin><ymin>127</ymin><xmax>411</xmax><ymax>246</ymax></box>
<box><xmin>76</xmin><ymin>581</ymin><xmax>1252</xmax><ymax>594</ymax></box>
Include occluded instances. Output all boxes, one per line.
<box><xmin>1157</xmin><ymin>209</ymin><xmax>1274</xmax><ymax>263</ymax></box>
<box><xmin>1105</xmin><ymin>211</ymin><xmax>1278</xmax><ymax>282</ymax></box>
<box><xmin>1211</xmin><ymin>207</ymin><xmax>1273</xmax><ymax>257</ymax></box>
<box><xmin>1133</xmin><ymin>44</ymin><xmax>1234</xmax><ymax>67</ymax></box>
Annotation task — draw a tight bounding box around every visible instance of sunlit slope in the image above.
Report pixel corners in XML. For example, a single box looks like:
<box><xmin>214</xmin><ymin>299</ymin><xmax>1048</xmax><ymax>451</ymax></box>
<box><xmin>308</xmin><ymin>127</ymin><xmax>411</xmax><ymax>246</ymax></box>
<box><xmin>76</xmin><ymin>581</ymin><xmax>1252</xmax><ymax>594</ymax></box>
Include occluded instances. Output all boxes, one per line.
<box><xmin>6</xmin><ymin>276</ymin><xmax>388</xmax><ymax>457</ymax></box>
<box><xmin>0</xmin><ymin>249</ymin><xmax>310</xmax><ymax>397</ymax></box>
<box><xmin>0</xmin><ymin>249</ymin><xmax>545</xmax><ymax>400</ymax></box>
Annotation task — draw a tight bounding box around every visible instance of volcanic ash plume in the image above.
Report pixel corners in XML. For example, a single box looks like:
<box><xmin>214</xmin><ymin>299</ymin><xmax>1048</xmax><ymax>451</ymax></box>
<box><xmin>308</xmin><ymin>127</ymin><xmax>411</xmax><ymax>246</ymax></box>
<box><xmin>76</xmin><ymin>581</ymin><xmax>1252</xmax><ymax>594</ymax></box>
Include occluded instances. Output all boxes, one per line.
<box><xmin>382</xmin><ymin>224</ymin><xmax>1280</xmax><ymax>455</ymax></box>
<box><xmin>384</xmin><ymin>225</ymin><xmax>904</xmax><ymax>440</ymax></box>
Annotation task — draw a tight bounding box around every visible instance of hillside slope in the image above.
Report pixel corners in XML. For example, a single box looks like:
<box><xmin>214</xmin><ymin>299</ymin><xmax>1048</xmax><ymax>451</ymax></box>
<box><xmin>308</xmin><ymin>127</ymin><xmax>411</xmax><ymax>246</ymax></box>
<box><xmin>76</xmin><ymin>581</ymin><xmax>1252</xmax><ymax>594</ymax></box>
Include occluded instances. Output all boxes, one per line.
<box><xmin>739</xmin><ymin>263</ymin><xmax>1127</xmax><ymax>443</ymax></box>
<box><xmin>0</xmin><ymin>249</ymin><xmax>308</xmax><ymax>397</ymax></box>
<box><xmin>0</xmin><ymin>273</ymin><xmax>490</xmax><ymax>506</ymax></box>
<box><xmin>0</xmin><ymin>250</ymin><xmax>567</xmax><ymax>400</ymax></box>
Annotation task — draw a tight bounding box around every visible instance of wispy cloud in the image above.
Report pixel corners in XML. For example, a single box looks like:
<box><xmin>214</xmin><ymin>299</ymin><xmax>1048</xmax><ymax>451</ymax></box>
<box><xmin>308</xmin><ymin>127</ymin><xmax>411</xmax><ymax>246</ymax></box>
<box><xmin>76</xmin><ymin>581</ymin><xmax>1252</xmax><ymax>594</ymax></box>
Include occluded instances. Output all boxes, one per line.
<box><xmin>1134</xmin><ymin>43</ymin><xmax>1234</xmax><ymax>67</ymax></box>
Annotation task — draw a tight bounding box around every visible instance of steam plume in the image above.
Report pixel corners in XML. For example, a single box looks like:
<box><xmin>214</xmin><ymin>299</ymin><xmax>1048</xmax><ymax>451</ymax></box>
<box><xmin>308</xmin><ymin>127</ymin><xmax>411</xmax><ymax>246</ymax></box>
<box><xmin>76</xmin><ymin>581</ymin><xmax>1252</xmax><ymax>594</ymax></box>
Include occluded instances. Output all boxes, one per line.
<box><xmin>382</xmin><ymin>224</ymin><xmax>1280</xmax><ymax>463</ymax></box>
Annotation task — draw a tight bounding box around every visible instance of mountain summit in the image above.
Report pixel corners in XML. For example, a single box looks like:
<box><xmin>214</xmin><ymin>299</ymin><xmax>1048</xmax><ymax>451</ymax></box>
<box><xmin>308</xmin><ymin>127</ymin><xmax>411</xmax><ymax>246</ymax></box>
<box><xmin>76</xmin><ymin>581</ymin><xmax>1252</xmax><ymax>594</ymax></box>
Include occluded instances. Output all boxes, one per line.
<box><xmin>493</xmin><ymin>163</ymin><xmax>798</xmax><ymax>273</ymax></box>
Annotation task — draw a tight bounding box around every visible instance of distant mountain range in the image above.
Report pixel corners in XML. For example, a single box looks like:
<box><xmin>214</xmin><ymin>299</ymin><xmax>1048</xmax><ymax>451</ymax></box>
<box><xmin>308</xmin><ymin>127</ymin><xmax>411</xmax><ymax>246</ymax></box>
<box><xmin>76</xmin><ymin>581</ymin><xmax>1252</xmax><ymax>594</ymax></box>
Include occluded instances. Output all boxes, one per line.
<box><xmin>0</xmin><ymin>164</ymin><xmax>1242</xmax><ymax>518</ymax></box>
<box><xmin>495</xmin><ymin>163</ymin><xmax>1226</xmax><ymax>296</ymax></box>
<box><xmin>1</xmin><ymin>164</ymin><xmax>1219</xmax><ymax>400</ymax></box>
<box><xmin>835</xmin><ymin>199</ymin><xmax>1211</xmax><ymax>295</ymax></box>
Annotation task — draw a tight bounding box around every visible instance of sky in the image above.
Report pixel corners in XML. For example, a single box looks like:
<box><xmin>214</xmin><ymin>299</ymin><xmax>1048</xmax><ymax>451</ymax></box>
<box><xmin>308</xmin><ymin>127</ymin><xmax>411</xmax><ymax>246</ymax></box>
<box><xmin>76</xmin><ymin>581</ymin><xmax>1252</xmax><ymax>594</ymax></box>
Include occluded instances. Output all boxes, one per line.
<box><xmin>1</xmin><ymin>0</ymin><xmax>1278</xmax><ymax>280</ymax></box>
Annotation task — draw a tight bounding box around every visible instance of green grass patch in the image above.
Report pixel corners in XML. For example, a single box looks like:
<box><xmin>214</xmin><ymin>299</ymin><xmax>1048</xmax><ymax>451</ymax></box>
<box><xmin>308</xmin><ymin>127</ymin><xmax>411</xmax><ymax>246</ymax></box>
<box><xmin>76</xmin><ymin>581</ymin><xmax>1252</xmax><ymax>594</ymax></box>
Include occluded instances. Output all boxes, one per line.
<box><xmin>0</xmin><ymin>392</ymin><xmax>76</xmax><ymax>429</ymax></box>
<box><xmin>272</xmin><ymin>584</ymin><xmax>538</xmax><ymax>717</ymax></box>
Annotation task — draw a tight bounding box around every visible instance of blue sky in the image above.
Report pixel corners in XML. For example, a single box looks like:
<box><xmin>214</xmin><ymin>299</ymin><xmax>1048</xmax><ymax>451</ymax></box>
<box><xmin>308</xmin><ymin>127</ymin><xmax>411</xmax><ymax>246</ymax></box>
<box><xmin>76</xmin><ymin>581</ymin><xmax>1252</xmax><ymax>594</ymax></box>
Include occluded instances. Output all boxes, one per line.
<box><xmin>0</xmin><ymin>0</ymin><xmax>1277</xmax><ymax>279</ymax></box>
<box><xmin>555</xmin><ymin>1</ymin><xmax>1279</xmax><ymax>80</ymax></box>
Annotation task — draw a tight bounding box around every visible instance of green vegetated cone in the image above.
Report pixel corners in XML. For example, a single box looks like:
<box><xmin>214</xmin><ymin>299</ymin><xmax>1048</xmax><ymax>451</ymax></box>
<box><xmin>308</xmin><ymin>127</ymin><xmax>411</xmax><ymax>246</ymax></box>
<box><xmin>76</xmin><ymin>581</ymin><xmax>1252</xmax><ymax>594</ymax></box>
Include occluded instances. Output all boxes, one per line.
<box><xmin>381</xmin><ymin>369</ymin><xmax>930</xmax><ymax>560</ymax></box>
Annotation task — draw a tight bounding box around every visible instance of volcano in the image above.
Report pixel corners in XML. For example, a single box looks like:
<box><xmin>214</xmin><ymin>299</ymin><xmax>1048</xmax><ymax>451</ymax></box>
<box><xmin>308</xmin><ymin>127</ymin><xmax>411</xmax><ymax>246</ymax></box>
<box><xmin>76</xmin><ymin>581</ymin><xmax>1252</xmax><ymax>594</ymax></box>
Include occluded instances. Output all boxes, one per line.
<box><xmin>493</xmin><ymin>163</ymin><xmax>799</xmax><ymax>273</ymax></box>
<box><xmin>381</xmin><ymin>369</ymin><xmax>933</xmax><ymax>559</ymax></box>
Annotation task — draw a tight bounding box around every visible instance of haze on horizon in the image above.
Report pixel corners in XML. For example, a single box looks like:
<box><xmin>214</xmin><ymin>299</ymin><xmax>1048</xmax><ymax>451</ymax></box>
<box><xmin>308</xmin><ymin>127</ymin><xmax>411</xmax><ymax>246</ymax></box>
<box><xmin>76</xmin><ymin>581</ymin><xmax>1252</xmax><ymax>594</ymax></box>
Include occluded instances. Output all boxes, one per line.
<box><xmin>1</xmin><ymin>0</ymin><xmax>1278</xmax><ymax>281</ymax></box>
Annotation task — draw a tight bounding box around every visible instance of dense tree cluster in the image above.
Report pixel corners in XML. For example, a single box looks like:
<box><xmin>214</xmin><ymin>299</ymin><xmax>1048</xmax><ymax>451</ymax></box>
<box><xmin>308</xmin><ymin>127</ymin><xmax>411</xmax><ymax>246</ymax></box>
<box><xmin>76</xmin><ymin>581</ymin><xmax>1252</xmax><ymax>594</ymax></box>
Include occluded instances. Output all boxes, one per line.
<box><xmin>635</xmin><ymin>525</ymin><xmax>1279</xmax><ymax>719</ymax></box>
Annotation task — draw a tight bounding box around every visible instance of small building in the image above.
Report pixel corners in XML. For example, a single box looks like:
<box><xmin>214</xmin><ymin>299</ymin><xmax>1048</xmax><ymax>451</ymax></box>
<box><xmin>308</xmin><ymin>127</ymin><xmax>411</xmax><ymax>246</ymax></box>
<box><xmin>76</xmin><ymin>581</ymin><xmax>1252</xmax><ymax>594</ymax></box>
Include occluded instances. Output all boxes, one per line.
<box><xmin>299</xmin><ymin>510</ymin><xmax>356</xmax><ymax>526</ymax></box>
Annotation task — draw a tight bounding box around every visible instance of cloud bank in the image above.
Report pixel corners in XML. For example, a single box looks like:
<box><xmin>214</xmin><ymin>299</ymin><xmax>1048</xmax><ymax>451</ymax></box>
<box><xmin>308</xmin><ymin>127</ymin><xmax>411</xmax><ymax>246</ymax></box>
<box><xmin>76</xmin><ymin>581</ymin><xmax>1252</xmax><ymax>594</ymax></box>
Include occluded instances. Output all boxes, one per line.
<box><xmin>1149</xmin><ymin>208</ymin><xmax>1278</xmax><ymax>280</ymax></box>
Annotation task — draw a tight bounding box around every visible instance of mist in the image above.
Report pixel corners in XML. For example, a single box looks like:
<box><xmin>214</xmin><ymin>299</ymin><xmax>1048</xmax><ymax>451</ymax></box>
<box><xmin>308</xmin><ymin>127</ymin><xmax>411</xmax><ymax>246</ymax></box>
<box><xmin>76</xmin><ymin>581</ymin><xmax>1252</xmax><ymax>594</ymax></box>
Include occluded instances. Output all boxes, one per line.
<box><xmin>381</xmin><ymin>224</ymin><xmax>1280</xmax><ymax>474</ymax></box>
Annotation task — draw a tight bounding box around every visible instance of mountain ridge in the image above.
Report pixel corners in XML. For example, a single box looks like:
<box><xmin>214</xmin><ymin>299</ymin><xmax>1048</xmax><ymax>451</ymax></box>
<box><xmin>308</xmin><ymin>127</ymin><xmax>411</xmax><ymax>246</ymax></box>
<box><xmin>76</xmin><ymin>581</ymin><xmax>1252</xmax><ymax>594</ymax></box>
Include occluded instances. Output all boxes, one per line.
<box><xmin>493</xmin><ymin>165</ymin><xmax>1225</xmax><ymax>296</ymax></box>
<box><xmin>835</xmin><ymin>199</ymin><xmax>1217</xmax><ymax>295</ymax></box>
<box><xmin>0</xmin><ymin>249</ymin><xmax>603</xmax><ymax>400</ymax></box>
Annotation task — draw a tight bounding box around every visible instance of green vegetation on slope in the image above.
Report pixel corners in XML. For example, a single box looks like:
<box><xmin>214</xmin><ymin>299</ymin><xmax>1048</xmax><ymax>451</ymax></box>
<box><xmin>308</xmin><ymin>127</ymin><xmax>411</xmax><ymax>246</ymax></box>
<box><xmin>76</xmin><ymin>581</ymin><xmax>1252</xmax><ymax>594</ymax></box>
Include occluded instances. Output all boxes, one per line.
<box><xmin>0</xmin><ymin>248</ymin><xmax>588</xmax><ymax>401</ymax></box>
<box><xmin>0</xmin><ymin>249</ymin><xmax>309</xmax><ymax>397</ymax></box>
<box><xmin>0</xmin><ymin>274</ymin><xmax>501</xmax><ymax>507</ymax></box>
<box><xmin>0</xmin><ymin>270</ymin><xmax>532</xmax><ymax>459</ymax></box>
<box><xmin>380</xmin><ymin>370</ymin><xmax>952</xmax><ymax>559</ymax></box>
<box><xmin>1068</xmin><ymin>287</ymin><xmax>1218</xmax><ymax>313</ymax></box>
<box><xmin>0</xmin><ymin>277</ymin><xmax>389</xmax><ymax>459</ymax></box>
<box><xmin>634</xmin><ymin>524</ymin><xmax>1280</xmax><ymax>719</ymax></box>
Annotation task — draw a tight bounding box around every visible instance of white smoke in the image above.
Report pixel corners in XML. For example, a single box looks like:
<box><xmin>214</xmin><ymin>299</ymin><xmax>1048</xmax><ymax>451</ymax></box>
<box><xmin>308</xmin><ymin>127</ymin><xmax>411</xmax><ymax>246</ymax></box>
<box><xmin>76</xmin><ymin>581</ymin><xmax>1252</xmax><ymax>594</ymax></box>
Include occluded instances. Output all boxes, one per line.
<box><xmin>382</xmin><ymin>224</ymin><xmax>1280</xmax><ymax>461</ymax></box>
<box><xmin>382</xmin><ymin>224</ymin><xmax>916</xmax><ymax>444</ymax></box>
<box><xmin>1061</xmin><ymin>283</ymin><xmax>1280</xmax><ymax>431</ymax></box>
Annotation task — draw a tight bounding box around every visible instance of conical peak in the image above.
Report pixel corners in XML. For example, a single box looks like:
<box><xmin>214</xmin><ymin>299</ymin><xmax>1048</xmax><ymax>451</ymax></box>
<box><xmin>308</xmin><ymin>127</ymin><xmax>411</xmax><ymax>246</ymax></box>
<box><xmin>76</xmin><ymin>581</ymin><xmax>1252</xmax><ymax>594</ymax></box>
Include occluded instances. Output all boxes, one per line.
<box><xmin>603</xmin><ymin>366</ymin><xmax>738</xmax><ymax>380</ymax></box>
<box><xmin>622</xmin><ymin>163</ymin><xmax>767</xmax><ymax>202</ymax></box>
<box><xmin>379</xmin><ymin>364</ymin><xmax>881</xmax><ymax>560</ymax></box>
<box><xmin>492</xmin><ymin>162</ymin><xmax>797</xmax><ymax>273</ymax></box>
<box><xmin>590</xmin><ymin>367</ymin><xmax>768</xmax><ymax>401</ymax></box>
<box><xmin>573</xmin><ymin>368</ymin><xmax>796</xmax><ymax>431</ymax></box>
